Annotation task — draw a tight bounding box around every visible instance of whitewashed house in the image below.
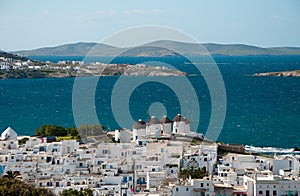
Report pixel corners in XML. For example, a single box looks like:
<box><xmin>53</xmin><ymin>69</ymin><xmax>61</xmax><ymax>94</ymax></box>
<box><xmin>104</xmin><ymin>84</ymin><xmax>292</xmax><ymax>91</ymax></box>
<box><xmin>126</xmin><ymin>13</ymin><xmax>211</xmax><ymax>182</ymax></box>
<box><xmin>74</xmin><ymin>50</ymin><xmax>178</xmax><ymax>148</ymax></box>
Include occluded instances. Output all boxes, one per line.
<box><xmin>115</xmin><ymin>129</ymin><xmax>131</xmax><ymax>143</ymax></box>
<box><xmin>272</xmin><ymin>156</ymin><xmax>299</xmax><ymax>176</ymax></box>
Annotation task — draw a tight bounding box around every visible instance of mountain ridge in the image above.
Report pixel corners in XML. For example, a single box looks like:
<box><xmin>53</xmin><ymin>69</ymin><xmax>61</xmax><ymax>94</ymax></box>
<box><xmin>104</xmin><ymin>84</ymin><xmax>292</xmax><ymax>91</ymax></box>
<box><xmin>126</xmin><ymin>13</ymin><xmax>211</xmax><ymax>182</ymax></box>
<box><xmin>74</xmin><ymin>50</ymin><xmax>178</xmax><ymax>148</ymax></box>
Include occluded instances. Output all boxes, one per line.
<box><xmin>11</xmin><ymin>41</ymin><xmax>300</xmax><ymax>56</ymax></box>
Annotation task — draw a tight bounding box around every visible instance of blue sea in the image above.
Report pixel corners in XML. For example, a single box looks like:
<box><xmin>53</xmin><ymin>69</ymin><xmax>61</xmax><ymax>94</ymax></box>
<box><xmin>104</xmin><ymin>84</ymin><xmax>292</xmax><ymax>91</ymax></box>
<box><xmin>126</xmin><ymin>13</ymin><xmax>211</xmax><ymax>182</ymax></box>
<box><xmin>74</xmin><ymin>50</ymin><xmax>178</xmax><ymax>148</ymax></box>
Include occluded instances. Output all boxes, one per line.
<box><xmin>0</xmin><ymin>55</ymin><xmax>299</xmax><ymax>149</ymax></box>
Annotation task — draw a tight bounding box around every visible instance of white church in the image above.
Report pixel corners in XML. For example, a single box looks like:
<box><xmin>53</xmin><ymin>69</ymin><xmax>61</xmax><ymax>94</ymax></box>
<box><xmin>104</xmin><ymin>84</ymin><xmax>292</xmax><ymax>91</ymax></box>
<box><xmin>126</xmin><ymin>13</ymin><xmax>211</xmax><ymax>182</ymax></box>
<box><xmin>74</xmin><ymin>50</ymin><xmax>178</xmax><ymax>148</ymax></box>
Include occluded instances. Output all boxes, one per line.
<box><xmin>0</xmin><ymin>127</ymin><xmax>18</xmax><ymax>150</ymax></box>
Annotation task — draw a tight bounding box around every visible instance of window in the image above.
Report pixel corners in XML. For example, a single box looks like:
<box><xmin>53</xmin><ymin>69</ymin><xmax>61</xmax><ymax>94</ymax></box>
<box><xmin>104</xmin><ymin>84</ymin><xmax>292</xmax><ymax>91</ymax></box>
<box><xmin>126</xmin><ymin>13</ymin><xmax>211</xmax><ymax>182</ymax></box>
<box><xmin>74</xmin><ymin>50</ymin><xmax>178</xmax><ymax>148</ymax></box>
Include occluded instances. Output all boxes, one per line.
<box><xmin>102</xmin><ymin>150</ymin><xmax>108</xmax><ymax>154</ymax></box>
<box><xmin>129</xmin><ymin>176</ymin><xmax>132</xmax><ymax>181</ymax></box>
<box><xmin>186</xmin><ymin>187</ymin><xmax>189</xmax><ymax>191</ymax></box>
<box><xmin>201</xmin><ymin>183</ymin><xmax>204</xmax><ymax>187</ymax></box>
<box><xmin>273</xmin><ymin>190</ymin><xmax>277</xmax><ymax>195</ymax></box>
<box><xmin>259</xmin><ymin>191</ymin><xmax>263</xmax><ymax>194</ymax></box>
<box><xmin>152</xmin><ymin>168</ymin><xmax>155</xmax><ymax>171</ymax></box>
<box><xmin>176</xmin><ymin>188</ymin><xmax>179</xmax><ymax>192</ymax></box>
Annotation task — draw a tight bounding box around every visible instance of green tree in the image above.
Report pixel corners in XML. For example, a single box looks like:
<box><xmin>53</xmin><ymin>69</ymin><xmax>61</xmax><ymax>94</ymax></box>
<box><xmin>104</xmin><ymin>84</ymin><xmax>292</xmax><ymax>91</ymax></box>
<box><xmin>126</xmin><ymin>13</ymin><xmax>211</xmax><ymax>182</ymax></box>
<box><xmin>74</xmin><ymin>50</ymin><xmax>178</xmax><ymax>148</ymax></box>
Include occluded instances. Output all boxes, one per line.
<box><xmin>62</xmin><ymin>188</ymin><xmax>92</xmax><ymax>196</ymax></box>
<box><xmin>36</xmin><ymin>125</ymin><xmax>67</xmax><ymax>137</ymax></box>
<box><xmin>18</xmin><ymin>137</ymin><xmax>29</xmax><ymax>145</ymax></box>
<box><xmin>67</xmin><ymin>127</ymin><xmax>80</xmax><ymax>137</ymax></box>
<box><xmin>3</xmin><ymin>170</ymin><xmax>17</xmax><ymax>179</ymax></box>
<box><xmin>179</xmin><ymin>167</ymin><xmax>206</xmax><ymax>179</ymax></box>
<box><xmin>0</xmin><ymin>178</ymin><xmax>53</xmax><ymax>196</ymax></box>
<box><xmin>83</xmin><ymin>188</ymin><xmax>93</xmax><ymax>196</ymax></box>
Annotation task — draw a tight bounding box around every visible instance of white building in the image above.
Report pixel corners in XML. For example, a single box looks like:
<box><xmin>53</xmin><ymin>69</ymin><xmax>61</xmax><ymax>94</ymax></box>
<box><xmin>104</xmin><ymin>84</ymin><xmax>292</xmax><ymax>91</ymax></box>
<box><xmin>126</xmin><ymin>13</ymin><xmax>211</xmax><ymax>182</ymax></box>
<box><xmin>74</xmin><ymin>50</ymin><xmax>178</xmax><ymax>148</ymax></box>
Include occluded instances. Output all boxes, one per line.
<box><xmin>115</xmin><ymin>129</ymin><xmax>131</xmax><ymax>143</ymax></box>
<box><xmin>0</xmin><ymin>127</ymin><xmax>18</xmax><ymax>150</ymax></box>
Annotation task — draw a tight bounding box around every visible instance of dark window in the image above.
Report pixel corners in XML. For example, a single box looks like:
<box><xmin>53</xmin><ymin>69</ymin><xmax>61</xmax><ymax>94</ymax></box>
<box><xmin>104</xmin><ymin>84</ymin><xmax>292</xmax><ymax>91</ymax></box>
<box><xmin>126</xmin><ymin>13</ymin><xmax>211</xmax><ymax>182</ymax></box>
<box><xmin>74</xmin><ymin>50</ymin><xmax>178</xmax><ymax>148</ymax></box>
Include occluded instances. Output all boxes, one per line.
<box><xmin>259</xmin><ymin>191</ymin><xmax>263</xmax><ymax>194</ymax></box>
<box><xmin>273</xmin><ymin>190</ymin><xmax>277</xmax><ymax>195</ymax></box>
<box><xmin>186</xmin><ymin>187</ymin><xmax>189</xmax><ymax>191</ymax></box>
<box><xmin>176</xmin><ymin>188</ymin><xmax>179</xmax><ymax>192</ymax></box>
<box><xmin>201</xmin><ymin>183</ymin><xmax>204</xmax><ymax>187</ymax></box>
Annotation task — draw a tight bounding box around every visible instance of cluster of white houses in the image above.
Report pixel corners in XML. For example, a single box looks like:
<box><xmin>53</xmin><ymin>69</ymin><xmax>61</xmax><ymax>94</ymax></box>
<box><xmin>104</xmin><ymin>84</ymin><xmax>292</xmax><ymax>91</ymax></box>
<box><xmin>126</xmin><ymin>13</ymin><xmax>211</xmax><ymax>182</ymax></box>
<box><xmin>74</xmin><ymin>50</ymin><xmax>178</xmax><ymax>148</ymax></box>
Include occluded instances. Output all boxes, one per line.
<box><xmin>0</xmin><ymin>114</ymin><xmax>299</xmax><ymax>196</ymax></box>
<box><xmin>0</xmin><ymin>56</ymin><xmax>79</xmax><ymax>70</ymax></box>
<box><xmin>0</xmin><ymin>56</ymin><xmax>35</xmax><ymax>70</ymax></box>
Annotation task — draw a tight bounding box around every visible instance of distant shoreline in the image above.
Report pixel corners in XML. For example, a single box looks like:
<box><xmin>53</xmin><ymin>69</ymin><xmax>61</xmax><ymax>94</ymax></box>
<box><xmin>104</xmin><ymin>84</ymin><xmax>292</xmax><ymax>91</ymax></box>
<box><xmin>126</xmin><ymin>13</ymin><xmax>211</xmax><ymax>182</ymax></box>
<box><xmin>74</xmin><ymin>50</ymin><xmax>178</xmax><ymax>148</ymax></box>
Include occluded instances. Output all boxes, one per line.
<box><xmin>254</xmin><ymin>70</ymin><xmax>300</xmax><ymax>77</ymax></box>
<box><xmin>0</xmin><ymin>69</ymin><xmax>186</xmax><ymax>80</ymax></box>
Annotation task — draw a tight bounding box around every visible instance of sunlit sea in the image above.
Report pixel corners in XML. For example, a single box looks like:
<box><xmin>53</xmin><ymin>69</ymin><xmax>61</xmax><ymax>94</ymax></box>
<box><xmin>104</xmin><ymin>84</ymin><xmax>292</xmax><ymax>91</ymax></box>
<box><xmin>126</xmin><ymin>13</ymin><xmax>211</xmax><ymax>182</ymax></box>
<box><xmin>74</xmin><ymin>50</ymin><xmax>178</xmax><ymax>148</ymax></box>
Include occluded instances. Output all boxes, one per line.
<box><xmin>0</xmin><ymin>55</ymin><xmax>299</xmax><ymax>150</ymax></box>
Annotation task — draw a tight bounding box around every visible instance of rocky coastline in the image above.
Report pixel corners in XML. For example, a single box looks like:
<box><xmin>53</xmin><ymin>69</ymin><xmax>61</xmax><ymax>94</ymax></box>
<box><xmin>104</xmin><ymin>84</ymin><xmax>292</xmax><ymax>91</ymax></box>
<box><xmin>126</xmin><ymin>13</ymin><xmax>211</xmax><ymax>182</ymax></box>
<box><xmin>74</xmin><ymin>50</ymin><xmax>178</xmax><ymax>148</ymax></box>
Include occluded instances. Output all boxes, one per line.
<box><xmin>254</xmin><ymin>70</ymin><xmax>300</xmax><ymax>77</ymax></box>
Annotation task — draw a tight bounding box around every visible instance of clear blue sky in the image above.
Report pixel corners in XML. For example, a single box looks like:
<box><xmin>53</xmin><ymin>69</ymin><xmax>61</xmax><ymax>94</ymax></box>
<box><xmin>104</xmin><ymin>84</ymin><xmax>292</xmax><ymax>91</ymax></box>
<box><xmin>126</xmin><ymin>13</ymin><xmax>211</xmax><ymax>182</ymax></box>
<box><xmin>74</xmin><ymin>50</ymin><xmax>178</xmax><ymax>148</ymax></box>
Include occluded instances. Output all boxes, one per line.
<box><xmin>1</xmin><ymin>0</ymin><xmax>299</xmax><ymax>51</ymax></box>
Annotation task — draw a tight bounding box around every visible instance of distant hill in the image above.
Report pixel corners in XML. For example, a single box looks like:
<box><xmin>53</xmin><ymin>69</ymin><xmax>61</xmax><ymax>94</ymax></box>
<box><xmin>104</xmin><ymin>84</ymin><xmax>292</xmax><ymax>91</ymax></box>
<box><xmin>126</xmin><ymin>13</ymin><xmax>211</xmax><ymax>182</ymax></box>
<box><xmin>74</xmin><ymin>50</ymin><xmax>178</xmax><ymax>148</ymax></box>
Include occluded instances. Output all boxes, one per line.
<box><xmin>0</xmin><ymin>50</ymin><xmax>30</xmax><ymax>61</ymax></box>
<box><xmin>11</xmin><ymin>41</ymin><xmax>300</xmax><ymax>57</ymax></box>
